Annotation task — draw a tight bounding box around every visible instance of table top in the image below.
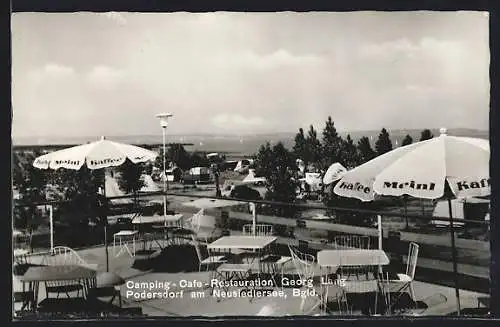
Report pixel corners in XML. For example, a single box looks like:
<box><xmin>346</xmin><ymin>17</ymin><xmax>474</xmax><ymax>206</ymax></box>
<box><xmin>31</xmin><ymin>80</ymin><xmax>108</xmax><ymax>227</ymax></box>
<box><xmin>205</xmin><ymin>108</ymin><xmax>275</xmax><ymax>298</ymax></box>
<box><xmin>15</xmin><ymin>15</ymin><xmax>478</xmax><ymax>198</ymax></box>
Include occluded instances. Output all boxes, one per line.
<box><xmin>18</xmin><ymin>265</ymin><xmax>97</xmax><ymax>282</ymax></box>
<box><xmin>114</xmin><ymin>230</ymin><xmax>139</xmax><ymax>236</ymax></box>
<box><xmin>217</xmin><ymin>263</ymin><xmax>252</xmax><ymax>272</ymax></box>
<box><xmin>132</xmin><ymin>214</ymin><xmax>183</xmax><ymax>224</ymax></box>
<box><xmin>207</xmin><ymin>235</ymin><xmax>277</xmax><ymax>250</ymax></box>
<box><xmin>317</xmin><ymin>249</ymin><xmax>390</xmax><ymax>267</ymax></box>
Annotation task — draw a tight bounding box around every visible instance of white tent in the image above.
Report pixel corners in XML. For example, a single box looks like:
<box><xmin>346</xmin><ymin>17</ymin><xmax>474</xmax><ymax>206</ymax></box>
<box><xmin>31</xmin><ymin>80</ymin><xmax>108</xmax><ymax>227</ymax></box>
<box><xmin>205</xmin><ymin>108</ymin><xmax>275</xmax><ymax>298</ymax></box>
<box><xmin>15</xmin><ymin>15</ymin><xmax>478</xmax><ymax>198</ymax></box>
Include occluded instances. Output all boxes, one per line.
<box><xmin>242</xmin><ymin>169</ymin><xmax>266</xmax><ymax>185</ymax></box>
<box><xmin>430</xmin><ymin>199</ymin><xmax>465</xmax><ymax>227</ymax></box>
<box><xmin>299</xmin><ymin>173</ymin><xmax>323</xmax><ymax>192</ymax></box>
<box><xmin>234</xmin><ymin>159</ymin><xmax>253</xmax><ymax>173</ymax></box>
<box><xmin>105</xmin><ymin>175</ymin><xmax>133</xmax><ymax>204</ymax></box>
<box><xmin>140</xmin><ymin>174</ymin><xmax>160</xmax><ymax>192</ymax></box>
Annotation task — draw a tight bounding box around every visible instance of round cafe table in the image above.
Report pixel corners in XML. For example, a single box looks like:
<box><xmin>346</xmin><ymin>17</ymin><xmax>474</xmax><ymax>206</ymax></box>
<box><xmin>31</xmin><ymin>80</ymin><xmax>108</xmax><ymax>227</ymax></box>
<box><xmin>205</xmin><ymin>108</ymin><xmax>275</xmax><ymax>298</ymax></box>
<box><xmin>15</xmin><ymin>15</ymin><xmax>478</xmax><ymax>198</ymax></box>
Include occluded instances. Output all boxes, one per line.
<box><xmin>17</xmin><ymin>265</ymin><xmax>97</xmax><ymax>311</ymax></box>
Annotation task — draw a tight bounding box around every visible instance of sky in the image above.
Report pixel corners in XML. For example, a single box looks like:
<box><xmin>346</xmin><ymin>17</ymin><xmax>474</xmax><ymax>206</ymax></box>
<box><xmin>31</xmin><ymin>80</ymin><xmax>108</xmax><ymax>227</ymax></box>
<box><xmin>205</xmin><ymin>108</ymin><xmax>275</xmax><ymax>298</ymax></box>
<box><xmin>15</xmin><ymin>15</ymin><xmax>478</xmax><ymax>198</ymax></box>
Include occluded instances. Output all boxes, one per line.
<box><xmin>11</xmin><ymin>11</ymin><xmax>490</xmax><ymax>139</ymax></box>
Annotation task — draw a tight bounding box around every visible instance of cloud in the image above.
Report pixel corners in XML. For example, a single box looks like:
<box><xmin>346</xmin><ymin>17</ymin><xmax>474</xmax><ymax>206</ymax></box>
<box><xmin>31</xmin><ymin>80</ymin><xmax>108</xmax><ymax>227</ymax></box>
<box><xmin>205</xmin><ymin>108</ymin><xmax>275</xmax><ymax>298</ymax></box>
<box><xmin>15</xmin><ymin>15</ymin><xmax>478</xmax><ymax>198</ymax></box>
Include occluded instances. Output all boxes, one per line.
<box><xmin>216</xmin><ymin>49</ymin><xmax>324</xmax><ymax>70</ymax></box>
<box><xmin>101</xmin><ymin>12</ymin><xmax>127</xmax><ymax>25</ymax></box>
<box><xmin>43</xmin><ymin>63</ymin><xmax>75</xmax><ymax>76</ymax></box>
<box><xmin>25</xmin><ymin>63</ymin><xmax>75</xmax><ymax>85</ymax></box>
<box><xmin>85</xmin><ymin>65</ymin><xmax>125</xmax><ymax>89</ymax></box>
<box><xmin>11</xmin><ymin>12</ymin><xmax>489</xmax><ymax>138</ymax></box>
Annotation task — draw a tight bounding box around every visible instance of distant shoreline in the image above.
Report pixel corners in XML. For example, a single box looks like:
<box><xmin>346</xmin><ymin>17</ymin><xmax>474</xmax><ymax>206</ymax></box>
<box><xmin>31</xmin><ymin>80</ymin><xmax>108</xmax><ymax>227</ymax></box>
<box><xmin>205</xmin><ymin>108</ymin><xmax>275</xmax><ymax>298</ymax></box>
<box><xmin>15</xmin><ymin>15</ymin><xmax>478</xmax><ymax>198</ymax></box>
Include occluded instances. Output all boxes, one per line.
<box><xmin>12</xmin><ymin>128</ymin><xmax>489</xmax><ymax>145</ymax></box>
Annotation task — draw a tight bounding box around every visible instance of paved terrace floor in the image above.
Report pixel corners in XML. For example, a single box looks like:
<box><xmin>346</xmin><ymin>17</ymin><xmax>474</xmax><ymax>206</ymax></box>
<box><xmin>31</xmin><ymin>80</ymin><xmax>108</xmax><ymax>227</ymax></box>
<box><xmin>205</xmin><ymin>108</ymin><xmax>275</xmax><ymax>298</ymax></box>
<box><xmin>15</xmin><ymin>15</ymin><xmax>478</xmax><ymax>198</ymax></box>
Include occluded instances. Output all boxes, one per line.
<box><xmin>13</xmin><ymin>241</ymin><xmax>488</xmax><ymax>317</ymax></box>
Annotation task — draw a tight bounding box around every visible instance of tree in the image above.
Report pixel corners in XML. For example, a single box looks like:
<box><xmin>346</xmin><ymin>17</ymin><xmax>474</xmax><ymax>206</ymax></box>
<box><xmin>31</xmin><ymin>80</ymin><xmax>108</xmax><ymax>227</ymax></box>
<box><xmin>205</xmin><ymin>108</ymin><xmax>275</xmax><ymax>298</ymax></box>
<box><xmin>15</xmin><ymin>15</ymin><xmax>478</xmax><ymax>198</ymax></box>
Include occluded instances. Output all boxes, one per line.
<box><xmin>116</xmin><ymin>160</ymin><xmax>145</xmax><ymax>207</ymax></box>
<box><xmin>190</xmin><ymin>152</ymin><xmax>210</xmax><ymax>168</ymax></box>
<box><xmin>306</xmin><ymin>125</ymin><xmax>322</xmax><ymax>168</ymax></box>
<box><xmin>167</xmin><ymin>144</ymin><xmax>191</xmax><ymax>170</ymax></box>
<box><xmin>254</xmin><ymin>142</ymin><xmax>299</xmax><ymax>217</ymax></box>
<box><xmin>154</xmin><ymin>144</ymin><xmax>191</xmax><ymax>171</ymax></box>
<box><xmin>375</xmin><ymin>128</ymin><xmax>393</xmax><ymax>156</ymax></box>
<box><xmin>340</xmin><ymin>135</ymin><xmax>361</xmax><ymax>169</ymax></box>
<box><xmin>420</xmin><ymin>129</ymin><xmax>434</xmax><ymax>141</ymax></box>
<box><xmin>12</xmin><ymin>150</ymin><xmax>49</xmax><ymax>251</ymax></box>
<box><xmin>401</xmin><ymin>134</ymin><xmax>413</xmax><ymax>146</ymax></box>
<box><xmin>321</xmin><ymin>116</ymin><xmax>343</xmax><ymax>169</ymax></box>
<box><xmin>357</xmin><ymin>136</ymin><xmax>376</xmax><ymax>164</ymax></box>
<box><xmin>293</xmin><ymin>128</ymin><xmax>308</xmax><ymax>166</ymax></box>
<box><xmin>47</xmin><ymin>166</ymin><xmax>106</xmax><ymax>238</ymax></box>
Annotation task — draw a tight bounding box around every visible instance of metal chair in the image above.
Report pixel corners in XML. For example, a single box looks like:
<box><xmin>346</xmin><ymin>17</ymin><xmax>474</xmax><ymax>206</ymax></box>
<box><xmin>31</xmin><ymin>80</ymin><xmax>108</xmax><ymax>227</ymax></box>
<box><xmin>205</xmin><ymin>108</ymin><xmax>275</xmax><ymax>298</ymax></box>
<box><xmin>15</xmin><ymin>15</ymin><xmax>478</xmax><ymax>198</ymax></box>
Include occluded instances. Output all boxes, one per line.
<box><xmin>42</xmin><ymin>246</ymin><xmax>98</xmax><ymax>299</ymax></box>
<box><xmin>242</xmin><ymin>224</ymin><xmax>274</xmax><ymax>236</ymax></box>
<box><xmin>192</xmin><ymin>235</ymin><xmax>227</xmax><ymax>271</ymax></box>
<box><xmin>288</xmin><ymin>245</ymin><xmax>335</xmax><ymax>314</ymax></box>
<box><xmin>387</xmin><ymin>242</ymin><xmax>419</xmax><ymax>311</ymax></box>
<box><xmin>333</xmin><ymin>235</ymin><xmax>371</xmax><ymax>250</ymax></box>
<box><xmin>183</xmin><ymin>209</ymin><xmax>221</xmax><ymax>244</ymax></box>
<box><xmin>333</xmin><ymin>235</ymin><xmax>372</xmax><ymax>279</ymax></box>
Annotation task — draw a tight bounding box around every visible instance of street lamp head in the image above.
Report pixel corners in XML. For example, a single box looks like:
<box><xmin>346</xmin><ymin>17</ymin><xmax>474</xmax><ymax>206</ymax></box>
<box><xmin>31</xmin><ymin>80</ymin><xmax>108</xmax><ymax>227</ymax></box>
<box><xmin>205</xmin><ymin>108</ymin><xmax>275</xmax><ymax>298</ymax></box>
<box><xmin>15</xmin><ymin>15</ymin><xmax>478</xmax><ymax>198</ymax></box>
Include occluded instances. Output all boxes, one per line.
<box><xmin>156</xmin><ymin>113</ymin><xmax>173</xmax><ymax>128</ymax></box>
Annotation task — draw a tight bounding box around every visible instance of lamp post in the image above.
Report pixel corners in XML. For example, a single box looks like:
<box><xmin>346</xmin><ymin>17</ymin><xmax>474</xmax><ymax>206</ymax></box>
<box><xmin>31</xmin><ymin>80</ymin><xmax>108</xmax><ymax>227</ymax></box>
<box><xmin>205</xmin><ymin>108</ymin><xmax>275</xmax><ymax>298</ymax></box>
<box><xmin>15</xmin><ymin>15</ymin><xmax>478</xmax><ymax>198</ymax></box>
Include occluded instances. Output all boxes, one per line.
<box><xmin>156</xmin><ymin>113</ymin><xmax>173</xmax><ymax>223</ymax></box>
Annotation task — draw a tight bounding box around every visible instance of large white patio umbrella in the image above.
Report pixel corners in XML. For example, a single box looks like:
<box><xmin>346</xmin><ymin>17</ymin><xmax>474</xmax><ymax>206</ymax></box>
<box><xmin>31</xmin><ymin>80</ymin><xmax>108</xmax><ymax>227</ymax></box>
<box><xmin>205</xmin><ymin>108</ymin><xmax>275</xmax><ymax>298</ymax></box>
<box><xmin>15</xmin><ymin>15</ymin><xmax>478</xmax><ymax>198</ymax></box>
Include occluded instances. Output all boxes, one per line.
<box><xmin>333</xmin><ymin>128</ymin><xmax>490</xmax><ymax>314</ymax></box>
<box><xmin>33</xmin><ymin>136</ymin><xmax>158</xmax><ymax>272</ymax></box>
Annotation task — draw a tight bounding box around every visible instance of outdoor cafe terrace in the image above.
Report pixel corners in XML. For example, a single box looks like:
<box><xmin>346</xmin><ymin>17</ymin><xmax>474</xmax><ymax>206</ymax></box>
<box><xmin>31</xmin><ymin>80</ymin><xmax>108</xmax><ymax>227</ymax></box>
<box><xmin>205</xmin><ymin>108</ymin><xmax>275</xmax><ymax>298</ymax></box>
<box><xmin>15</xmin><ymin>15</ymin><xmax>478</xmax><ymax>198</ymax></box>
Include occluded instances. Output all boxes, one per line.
<box><xmin>12</xmin><ymin>192</ymin><xmax>491</xmax><ymax>318</ymax></box>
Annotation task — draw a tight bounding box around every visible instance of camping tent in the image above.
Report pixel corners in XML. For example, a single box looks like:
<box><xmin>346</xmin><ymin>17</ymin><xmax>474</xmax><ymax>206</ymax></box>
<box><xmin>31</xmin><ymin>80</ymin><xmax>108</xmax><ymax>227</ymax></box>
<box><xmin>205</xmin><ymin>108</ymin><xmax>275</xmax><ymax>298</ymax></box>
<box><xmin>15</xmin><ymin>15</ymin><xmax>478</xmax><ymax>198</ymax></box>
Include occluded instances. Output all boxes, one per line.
<box><xmin>105</xmin><ymin>175</ymin><xmax>133</xmax><ymax>204</ymax></box>
<box><xmin>299</xmin><ymin>173</ymin><xmax>323</xmax><ymax>192</ymax></box>
<box><xmin>234</xmin><ymin>159</ymin><xmax>253</xmax><ymax>174</ymax></box>
<box><xmin>431</xmin><ymin>199</ymin><xmax>465</xmax><ymax>227</ymax></box>
<box><xmin>242</xmin><ymin>169</ymin><xmax>266</xmax><ymax>185</ymax></box>
<box><xmin>140</xmin><ymin>174</ymin><xmax>160</xmax><ymax>192</ymax></box>
<box><xmin>431</xmin><ymin>198</ymin><xmax>490</xmax><ymax>227</ymax></box>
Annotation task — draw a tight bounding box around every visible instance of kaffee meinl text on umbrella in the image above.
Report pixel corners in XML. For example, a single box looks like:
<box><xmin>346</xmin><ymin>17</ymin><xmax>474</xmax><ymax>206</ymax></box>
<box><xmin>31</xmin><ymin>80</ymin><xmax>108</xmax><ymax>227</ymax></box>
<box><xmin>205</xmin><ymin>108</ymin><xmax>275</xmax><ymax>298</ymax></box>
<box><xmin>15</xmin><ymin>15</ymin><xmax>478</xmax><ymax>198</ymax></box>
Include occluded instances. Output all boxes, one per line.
<box><xmin>381</xmin><ymin>178</ymin><xmax>490</xmax><ymax>191</ymax></box>
<box><xmin>337</xmin><ymin>181</ymin><xmax>371</xmax><ymax>193</ymax></box>
<box><xmin>89</xmin><ymin>157</ymin><xmax>124</xmax><ymax>165</ymax></box>
<box><xmin>454</xmin><ymin>178</ymin><xmax>490</xmax><ymax>191</ymax></box>
<box><xmin>383</xmin><ymin>181</ymin><xmax>436</xmax><ymax>191</ymax></box>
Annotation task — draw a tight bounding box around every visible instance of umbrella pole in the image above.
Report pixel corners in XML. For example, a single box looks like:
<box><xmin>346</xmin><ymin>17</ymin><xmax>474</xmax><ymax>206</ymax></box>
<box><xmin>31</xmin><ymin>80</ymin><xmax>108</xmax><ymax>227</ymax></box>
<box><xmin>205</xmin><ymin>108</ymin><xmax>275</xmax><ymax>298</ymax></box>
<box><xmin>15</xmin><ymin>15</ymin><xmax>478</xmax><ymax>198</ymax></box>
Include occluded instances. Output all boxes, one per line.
<box><xmin>448</xmin><ymin>198</ymin><xmax>461</xmax><ymax>315</ymax></box>
<box><xmin>377</xmin><ymin>214</ymin><xmax>382</xmax><ymax>275</ymax></box>
<box><xmin>404</xmin><ymin>196</ymin><xmax>409</xmax><ymax>230</ymax></box>
<box><xmin>103</xmin><ymin>170</ymin><xmax>109</xmax><ymax>272</ymax></box>
<box><xmin>250</xmin><ymin>202</ymin><xmax>256</xmax><ymax>236</ymax></box>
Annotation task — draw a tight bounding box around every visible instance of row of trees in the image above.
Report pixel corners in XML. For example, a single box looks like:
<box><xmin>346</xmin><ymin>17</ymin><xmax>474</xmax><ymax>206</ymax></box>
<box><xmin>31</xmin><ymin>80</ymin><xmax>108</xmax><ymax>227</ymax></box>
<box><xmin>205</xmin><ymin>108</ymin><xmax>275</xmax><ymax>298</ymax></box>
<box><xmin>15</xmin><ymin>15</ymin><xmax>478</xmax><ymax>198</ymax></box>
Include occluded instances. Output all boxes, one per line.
<box><xmin>252</xmin><ymin>117</ymin><xmax>436</xmax><ymax>222</ymax></box>
<box><xmin>293</xmin><ymin>116</ymin><xmax>434</xmax><ymax>171</ymax></box>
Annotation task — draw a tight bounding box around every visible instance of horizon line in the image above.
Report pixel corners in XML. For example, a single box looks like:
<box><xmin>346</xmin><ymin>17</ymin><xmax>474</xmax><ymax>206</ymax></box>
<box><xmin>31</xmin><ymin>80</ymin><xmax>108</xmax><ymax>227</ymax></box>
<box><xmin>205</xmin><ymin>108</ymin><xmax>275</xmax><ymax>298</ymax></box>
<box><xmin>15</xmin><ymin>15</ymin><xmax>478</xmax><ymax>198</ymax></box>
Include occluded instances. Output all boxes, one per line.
<box><xmin>12</xmin><ymin>126</ymin><xmax>490</xmax><ymax>139</ymax></box>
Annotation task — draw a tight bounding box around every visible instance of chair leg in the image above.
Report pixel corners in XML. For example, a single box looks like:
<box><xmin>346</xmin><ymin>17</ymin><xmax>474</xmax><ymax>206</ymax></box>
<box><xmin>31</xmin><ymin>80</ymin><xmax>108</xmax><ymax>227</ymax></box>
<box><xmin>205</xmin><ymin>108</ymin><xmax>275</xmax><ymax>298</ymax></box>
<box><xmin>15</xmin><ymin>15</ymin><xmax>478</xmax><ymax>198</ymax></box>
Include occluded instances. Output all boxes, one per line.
<box><xmin>300</xmin><ymin>295</ymin><xmax>306</xmax><ymax>312</ymax></box>
<box><xmin>409</xmin><ymin>282</ymin><xmax>416</xmax><ymax>308</ymax></box>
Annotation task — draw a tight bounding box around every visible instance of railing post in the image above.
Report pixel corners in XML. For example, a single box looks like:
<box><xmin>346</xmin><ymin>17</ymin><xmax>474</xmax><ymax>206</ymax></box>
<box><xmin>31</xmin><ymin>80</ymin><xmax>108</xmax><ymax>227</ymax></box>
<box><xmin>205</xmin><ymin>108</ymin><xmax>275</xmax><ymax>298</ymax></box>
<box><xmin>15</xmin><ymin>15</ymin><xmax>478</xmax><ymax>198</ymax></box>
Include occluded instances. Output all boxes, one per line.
<box><xmin>49</xmin><ymin>205</ymin><xmax>54</xmax><ymax>252</ymax></box>
<box><xmin>378</xmin><ymin>214</ymin><xmax>383</xmax><ymax>275</ymax></box>
<box><xmin>378</xmin><ymin>215</ymin><xmax>383</xmax><ymax>250</ymax></box>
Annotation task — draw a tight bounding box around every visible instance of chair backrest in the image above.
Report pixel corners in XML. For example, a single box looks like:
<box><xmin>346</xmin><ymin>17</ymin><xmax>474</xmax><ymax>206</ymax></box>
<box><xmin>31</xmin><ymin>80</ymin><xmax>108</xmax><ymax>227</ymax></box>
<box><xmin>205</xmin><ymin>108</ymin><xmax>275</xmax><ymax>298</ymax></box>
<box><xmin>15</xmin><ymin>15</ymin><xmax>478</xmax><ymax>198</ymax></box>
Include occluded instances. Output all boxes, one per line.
<box><xmin>333</xmin><ymin>235</ymin><xmax>371</xmax><ymax>250</ymax></box>
<box><xmin>242</xmin><ymin>224</ymin><xmax>273</xmax><ymax>236</ymax></box>
<box><xmin>43</xmin><ymin>246</ymin><xmax>87</xmax><ymax>267</ymax></box>
<box><xmin>406</xmin><ymin>242</ymin><xmax>419</xmax><ymax>279</ymax></box>
<box><xmin>288</xmin><ymin>245</ymin><xmax>315</xmax><ymax>281</ymax></box>
<box><xmin>186</xmin><ymin>209</ymin><xmax>204</xmax><ymax>232</ymax></box>
<box><xmin>42</xmin><ymin>246</ymin><xmax>95</xmax><ymax>289</ymax></box>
